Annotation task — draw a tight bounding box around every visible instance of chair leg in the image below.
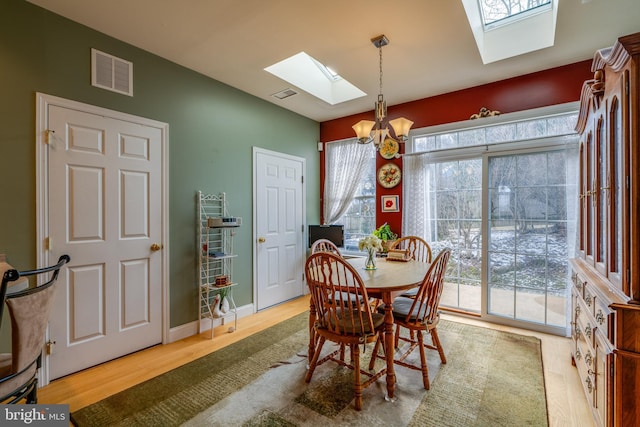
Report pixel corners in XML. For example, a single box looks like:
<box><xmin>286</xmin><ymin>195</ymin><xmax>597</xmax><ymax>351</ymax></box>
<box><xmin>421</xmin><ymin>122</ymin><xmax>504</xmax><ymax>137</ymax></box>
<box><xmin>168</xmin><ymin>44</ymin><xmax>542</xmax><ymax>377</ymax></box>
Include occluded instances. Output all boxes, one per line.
<box><xmin>352</xmin><ymin>344</ymin><xmax>363</xmax><ymax>411</ymax></box>
<box><xmin>430</xmin><ymin>328</ymin><xmax>447</xmax><ymax>364</ymax></box>
<box><xmin>305</xmin><ymin>336</ymin><xmax>326</xmax><ymax>383</ymax></box>
<box><xmin>417</xmin><ymin>331</ymin><xmax>430</xmax><ymax>390</ymax></box>
<box><xmin>394</xmin><ymin>324</ymin><xmax>401</xmax><ymax>348</ymax></box>
<box><xmin>368</xmin><ymin>331</ymin><xmax>385</xmax><ymax>370</ymax></box>
<box><xmin>26</xmin><ymin>384</ymin><xmax>37</xmax><ymax>404</ymax></box>
<box><xmin>369</xmin><ymin>335</ymin><xmax>380</xmax><ymax>370</ymax></box>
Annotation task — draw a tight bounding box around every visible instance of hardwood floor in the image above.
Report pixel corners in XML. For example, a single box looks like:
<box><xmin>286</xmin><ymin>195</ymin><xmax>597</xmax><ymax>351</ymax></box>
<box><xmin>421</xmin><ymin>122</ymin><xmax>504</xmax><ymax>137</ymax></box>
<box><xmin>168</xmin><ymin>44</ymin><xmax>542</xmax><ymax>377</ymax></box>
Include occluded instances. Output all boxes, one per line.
<box><xmin>39</xmin><ymin>296</ymin><xmax>593</xmax><ymax>426</ymax></box>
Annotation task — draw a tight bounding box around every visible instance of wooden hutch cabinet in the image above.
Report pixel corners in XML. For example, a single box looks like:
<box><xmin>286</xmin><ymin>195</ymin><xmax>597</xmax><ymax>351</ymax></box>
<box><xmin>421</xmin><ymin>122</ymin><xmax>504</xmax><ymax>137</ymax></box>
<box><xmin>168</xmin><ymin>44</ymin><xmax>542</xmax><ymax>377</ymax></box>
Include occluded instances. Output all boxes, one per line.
<box><xmin>571</xmin><ymin>32</ymin><xmax>640</xmax><ymax>427</ymax></box>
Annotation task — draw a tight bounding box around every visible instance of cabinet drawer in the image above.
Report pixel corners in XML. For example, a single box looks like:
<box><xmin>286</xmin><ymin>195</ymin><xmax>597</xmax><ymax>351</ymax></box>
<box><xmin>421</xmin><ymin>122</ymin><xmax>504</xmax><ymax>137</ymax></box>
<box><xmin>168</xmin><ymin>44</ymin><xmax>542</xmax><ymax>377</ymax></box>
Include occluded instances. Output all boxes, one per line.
<box><xmin>583</xmin><ymin>287</ymin><xmax>596</xmax><ymax>316</ymax></box>
<box><xmin>571</xmin><ymin>270</ymin><xmax>586</xmax><ymax>297</ymax></box>
<box><xmin>574</xmin><ymin>340</ymin><xmax>595</xmax><ymax>406</ymax></box>
<box><xmin>576</xmin><ymin>304</ymin><xmax>595</xmax><ymax>348</ymax></box>
<box><xmin>593</xmin><ymin>297</ymin><xmax>612</xmax><ymax>342</ymax></box>
<box><xmin>575</xmin><ymin>338</ymin><xmax>596</xmax><ymax>376</ymax></box>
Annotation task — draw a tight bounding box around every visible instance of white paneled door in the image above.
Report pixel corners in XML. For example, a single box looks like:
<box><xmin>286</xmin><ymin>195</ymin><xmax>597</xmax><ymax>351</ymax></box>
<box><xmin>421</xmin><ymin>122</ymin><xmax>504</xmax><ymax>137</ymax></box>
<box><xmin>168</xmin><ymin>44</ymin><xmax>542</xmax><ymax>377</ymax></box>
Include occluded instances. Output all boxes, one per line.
<box><xmin>254</xmin><ymin>148</ymin><xmax>305</xmax><ymax>310</ymax></box>
<box><xmin>41</xmin><ymin>96</ymin><xmax>167</xmax><ymax>381</ymax></box>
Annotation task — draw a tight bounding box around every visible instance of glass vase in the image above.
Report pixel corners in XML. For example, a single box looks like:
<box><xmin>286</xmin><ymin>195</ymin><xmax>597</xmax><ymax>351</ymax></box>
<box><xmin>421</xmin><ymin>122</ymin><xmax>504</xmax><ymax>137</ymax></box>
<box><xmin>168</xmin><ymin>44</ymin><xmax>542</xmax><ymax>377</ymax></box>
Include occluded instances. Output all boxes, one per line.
<box><xmin>364</xmin><ymin>248</ymin><xmax>377</xmax><ymax>270</ymax></box>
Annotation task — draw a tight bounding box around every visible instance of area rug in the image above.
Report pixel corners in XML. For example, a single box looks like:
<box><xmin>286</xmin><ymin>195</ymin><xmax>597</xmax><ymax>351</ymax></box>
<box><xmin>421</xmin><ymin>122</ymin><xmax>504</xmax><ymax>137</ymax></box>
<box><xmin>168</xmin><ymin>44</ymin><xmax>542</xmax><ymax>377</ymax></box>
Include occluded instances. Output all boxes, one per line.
<box><xmin>71</xmin><ymin>313</ymin><xmax>548</xmax><ymax>427</ymax></box>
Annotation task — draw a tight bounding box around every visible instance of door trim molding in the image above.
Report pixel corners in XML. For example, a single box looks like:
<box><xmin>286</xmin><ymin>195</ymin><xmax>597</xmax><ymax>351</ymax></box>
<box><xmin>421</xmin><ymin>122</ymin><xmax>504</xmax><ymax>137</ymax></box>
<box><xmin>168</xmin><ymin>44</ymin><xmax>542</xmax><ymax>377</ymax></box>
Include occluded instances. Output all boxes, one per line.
<box><xmin>35</xmin><ymin>92</ymin><xmax>170</xmax><ymax>386</ymax></box>
<box><xmin>252</xmin><ymin>147</ymin><xmax>307</xmax><ymax>310</ymax></box>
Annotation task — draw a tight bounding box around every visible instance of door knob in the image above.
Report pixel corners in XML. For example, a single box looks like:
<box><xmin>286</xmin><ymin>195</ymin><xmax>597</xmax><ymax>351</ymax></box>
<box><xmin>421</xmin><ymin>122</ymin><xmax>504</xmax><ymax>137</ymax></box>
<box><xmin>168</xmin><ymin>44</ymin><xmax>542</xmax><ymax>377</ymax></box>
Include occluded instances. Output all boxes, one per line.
<box><xmin>150</xmin><ymin>243</ymin><xmax>163</xmax><ymax>251</ymax></box>
<box><xmin>258</xmin><ymin>237</ymin><xmax>266</xmax><ymax>243</ymax></box>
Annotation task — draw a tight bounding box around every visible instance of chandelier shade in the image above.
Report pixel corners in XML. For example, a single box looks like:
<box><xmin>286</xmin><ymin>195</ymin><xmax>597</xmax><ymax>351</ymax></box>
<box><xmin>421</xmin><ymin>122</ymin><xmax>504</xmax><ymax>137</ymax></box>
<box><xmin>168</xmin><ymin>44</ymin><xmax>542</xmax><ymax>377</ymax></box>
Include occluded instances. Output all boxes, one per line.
<box><xmin>354</xmin><ymin>34</ymin><xmax>413</xmax><ymax>149</ymax></box>
<box><xmin>388</xmin><ymin>117</ymin><xmax>414</xmax><ymax>142</ymax></box>
<box><xmin>352</xmin><ymin>120</ymin><xmax>376</xmax><ymax>144</ymax></box>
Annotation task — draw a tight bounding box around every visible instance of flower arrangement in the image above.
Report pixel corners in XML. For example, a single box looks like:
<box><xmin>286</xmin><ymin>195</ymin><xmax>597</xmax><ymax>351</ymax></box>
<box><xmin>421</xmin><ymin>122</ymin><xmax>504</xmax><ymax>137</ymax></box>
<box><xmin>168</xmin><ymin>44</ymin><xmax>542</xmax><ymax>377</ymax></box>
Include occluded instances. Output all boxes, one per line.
<box><xmin>358</xmin><ymin>235</ymin><xmax>383</xmax><ymax>252</ymax></box>
<box><xmin>359</xmin><ymin>235</ymin><xmax>383</xmax><ymax>270</ymax></box>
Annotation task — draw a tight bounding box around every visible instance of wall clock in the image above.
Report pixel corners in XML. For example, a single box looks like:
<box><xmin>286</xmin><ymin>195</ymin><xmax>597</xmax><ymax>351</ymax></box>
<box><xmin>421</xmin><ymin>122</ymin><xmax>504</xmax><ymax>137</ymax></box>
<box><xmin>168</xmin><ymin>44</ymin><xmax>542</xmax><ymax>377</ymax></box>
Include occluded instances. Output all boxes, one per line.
<box><xmin>377</xmin><ymin>162</ymin><xmax>401</xmax><ymax>188</ymax></box>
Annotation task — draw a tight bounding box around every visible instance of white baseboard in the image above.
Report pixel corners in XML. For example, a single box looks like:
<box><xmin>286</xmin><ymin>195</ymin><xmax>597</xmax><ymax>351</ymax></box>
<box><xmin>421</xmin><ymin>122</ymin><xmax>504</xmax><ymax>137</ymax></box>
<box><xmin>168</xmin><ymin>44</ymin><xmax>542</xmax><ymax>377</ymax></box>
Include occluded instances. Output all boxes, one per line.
<box><xmin>167</xmin><ymin>303</ymin><xmax>255</xmax><ymax>343</ymax></box>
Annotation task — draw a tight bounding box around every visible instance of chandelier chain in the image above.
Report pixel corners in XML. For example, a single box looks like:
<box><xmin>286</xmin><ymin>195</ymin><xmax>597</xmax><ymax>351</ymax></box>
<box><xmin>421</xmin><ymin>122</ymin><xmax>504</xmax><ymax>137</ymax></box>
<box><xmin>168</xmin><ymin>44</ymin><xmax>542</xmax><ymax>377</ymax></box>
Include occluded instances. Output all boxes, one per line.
<box><xmin>379</xmin><ymin>45</ymin><xmax>384</xmax><ymax>96</ymax></box>
<box><xmin>352</xmin><ymin>34</ymin><xmax>412</xmax><ymax>147</ymax></box>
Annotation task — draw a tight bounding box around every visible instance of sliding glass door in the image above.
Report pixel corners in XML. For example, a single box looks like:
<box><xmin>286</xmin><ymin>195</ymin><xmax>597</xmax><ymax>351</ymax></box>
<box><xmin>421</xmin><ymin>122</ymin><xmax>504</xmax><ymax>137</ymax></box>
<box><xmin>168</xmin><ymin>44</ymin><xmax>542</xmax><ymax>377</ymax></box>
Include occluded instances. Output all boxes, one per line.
<box><xmin>425</xmin><ymin>149</ymin><xmax>573</xmax><ymax>331</ymax></box>
<box><xmin>428</xmin><ymin>159</ymin><xmax>482</xmax><ymax>313</ymax></box>
<box><xmin>486</xmin><ymin>150</ymin><xmax>571</xmax><ymax>327</ymax></box>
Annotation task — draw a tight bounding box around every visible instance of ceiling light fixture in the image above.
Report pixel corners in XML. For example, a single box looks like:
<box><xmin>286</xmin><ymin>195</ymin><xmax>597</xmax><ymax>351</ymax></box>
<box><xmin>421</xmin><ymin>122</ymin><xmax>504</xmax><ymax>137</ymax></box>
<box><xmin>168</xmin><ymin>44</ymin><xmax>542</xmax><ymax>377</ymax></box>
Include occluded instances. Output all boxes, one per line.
<box><xmin>352</xmin><ymin>35</ymin><xmax>413</xmax><ymax>149</ymax></box>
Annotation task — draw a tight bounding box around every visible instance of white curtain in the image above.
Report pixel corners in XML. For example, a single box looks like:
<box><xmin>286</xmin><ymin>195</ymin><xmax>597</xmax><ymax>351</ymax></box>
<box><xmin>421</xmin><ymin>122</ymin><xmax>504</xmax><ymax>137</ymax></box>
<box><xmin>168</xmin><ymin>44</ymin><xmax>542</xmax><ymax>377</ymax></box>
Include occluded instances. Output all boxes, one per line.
<box><xmin>401</xmin><ymin>152</ymin><xmax>432</xmax><ymax>241</ymax></box>
<box><xmin>323</xmin><ymin>139</ymin><xmax>373</xmax><ymax>224</ymax></box>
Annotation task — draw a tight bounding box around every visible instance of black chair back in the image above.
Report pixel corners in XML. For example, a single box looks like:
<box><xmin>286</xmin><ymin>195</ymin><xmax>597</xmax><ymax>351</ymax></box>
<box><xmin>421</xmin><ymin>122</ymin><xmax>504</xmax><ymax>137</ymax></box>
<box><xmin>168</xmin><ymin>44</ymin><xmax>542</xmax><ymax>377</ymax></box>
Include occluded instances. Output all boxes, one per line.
<box><xmin>0</xmin><ymin>254</ymin><xmax>70</xmax><ymax>403</ymax></box>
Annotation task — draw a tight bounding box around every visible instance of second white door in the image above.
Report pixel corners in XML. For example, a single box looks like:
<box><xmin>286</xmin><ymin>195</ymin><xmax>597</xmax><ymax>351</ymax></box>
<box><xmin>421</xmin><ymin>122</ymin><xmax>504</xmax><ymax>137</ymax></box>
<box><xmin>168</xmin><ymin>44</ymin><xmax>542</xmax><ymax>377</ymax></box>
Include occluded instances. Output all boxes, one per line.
<box><xmin>254</xmin><ymin>148</ymin><xmax>305</xmax><ymax>310</ymax></box>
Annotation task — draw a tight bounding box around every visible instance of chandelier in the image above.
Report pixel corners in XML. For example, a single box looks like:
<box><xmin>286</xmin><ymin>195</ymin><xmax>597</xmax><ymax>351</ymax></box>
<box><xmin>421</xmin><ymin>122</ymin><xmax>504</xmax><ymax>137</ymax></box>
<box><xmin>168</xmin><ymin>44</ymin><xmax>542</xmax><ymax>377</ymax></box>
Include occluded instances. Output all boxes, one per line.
<box><xmin>352</xmin><ymin>35</ymin><xmax>413</xmax><ymax>149</ymax></box>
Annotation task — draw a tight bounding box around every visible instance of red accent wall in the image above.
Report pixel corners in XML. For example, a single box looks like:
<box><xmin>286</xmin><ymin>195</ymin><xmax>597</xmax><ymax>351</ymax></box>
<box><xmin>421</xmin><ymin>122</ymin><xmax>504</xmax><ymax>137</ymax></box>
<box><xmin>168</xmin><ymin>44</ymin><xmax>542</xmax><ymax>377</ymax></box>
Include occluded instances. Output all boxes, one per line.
<box><xmin>318</xmin><ymin>60</ymin><xmax>593</xmax><ymax>236</ymax></box>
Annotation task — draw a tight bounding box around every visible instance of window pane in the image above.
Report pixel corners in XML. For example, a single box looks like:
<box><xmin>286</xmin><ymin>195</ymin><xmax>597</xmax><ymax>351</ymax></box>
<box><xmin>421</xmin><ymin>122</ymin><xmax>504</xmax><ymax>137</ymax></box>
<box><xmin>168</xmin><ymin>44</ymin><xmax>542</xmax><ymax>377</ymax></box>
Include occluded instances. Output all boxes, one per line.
<box><xmin>547</xmin><ymin>151</ymin><xmax>566</xmax><ymax>185</ymax></box>
<box><xmin>340</xmin><ymin>150</ymin><xmax>376</xmax><ymax>252</ymax></box>
<box><xmin>516</xmin><ymin>119</ymin><xmax>546</xmax><ymax>140</ymax></box>
<box><xmin>547</xmin><ymin>114</ymin><xmax>578</xmax><ymax>135</ymax></box>
<box><xmin>486</xmin><ymin>123</ymin><xmax>516</xmax><ymax>143</ymax></box>
<box><xmin>517</xmin><ymin>153</ymin><xmax>547</xmax><ymax>186</ymax></box>
<box><xmin>489</xmin><ymin>156</ymin><xmax>516</xmax><ymax>188</ymax></box>
<box><xmin>480</xmin><ymin>0</ymin><xmax>552</xmax><ymax>25</ymax></box>
<box><xmin>516</xmin><ymin>187</ymin><xmax>547</xmax><ymax>221</ymax></box>
<box><xmin>458</xmin><ymin>128</ymin><xmax>486</xmax><ymax>147</ymax></box>
<box><xmin>414</xmin><ymin>135</ymin><xmax>435</xmax><ymax>152</ymax></box>
<box><xmin>434</xmin><ymin>163</ymin><xmax>458</xmax><ymax>190</ymax></box>
<box><xmin>437</xmin><ymin>133</ymin><xmax>458</xmax><ymax>150</ymax></box>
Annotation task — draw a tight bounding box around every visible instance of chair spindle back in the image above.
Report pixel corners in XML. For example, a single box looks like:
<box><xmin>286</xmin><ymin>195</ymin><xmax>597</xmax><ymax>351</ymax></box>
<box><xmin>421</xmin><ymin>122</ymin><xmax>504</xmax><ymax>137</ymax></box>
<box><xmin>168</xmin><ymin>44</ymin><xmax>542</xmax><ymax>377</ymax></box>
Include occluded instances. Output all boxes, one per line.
<box><xmin>390</xmin><ymin>236</ymin><xmax>432</xmax><ymax>263</ymax></box>
<box><xmin>305</xmin><ymin>252</ymin><xmax>375</xmax><ymax>338</ymax></box>
<box><xmin>401</xmin><ymin>248</ymin><xmax>451</xmax><ymax>326</ymax></box>
<box><xmin>310</xmin><ymin>238</ymin><xmax>342</xmax><ymax>257</ymax></box>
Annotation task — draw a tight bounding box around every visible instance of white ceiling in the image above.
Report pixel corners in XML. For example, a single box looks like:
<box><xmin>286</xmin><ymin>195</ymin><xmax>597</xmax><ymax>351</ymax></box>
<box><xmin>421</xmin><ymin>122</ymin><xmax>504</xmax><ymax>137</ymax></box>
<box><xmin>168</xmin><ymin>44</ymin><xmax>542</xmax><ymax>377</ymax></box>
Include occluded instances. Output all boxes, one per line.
<box><xmin>27</xmin><ymin>0</ymin><xmax>640</xmax><ymax>122</ymax></box>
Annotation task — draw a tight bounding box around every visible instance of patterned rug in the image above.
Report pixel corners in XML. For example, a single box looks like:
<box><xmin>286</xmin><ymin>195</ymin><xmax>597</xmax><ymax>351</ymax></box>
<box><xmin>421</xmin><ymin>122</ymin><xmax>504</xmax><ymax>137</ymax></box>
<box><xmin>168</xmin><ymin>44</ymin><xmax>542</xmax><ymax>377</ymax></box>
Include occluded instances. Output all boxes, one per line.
<box><xmin>71</xmin><ymin>313</ymin><xmax>548</xmax><ymax>426</ymax></box>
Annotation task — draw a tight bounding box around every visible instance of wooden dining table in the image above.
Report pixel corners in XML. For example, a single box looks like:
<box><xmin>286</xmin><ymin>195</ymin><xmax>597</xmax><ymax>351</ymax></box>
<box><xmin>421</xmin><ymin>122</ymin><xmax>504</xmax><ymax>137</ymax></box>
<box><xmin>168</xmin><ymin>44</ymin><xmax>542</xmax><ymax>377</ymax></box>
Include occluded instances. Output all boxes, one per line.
<box><xmin>307</xmin><ymin>256</ymin><xmax>430</xmax><ymax>401</ymax></box>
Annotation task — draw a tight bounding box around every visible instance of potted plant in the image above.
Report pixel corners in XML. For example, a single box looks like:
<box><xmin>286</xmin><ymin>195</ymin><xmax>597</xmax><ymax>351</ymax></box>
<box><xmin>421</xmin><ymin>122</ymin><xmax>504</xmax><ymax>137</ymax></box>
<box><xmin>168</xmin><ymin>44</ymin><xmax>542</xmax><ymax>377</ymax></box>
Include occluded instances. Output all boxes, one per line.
<box><xmin>372</xmin><ymin>223</ymin><xmax>398</xmax><ymax>252</ymax></box>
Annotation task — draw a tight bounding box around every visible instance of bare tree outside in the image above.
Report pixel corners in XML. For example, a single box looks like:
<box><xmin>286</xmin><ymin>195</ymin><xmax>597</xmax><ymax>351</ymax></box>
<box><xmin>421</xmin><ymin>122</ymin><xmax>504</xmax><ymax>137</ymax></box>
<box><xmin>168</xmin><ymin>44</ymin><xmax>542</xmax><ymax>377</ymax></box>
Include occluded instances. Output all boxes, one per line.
<box><xmin>480</xmin><ymin>0</ymin><xmax>552</xmax><ymax>25</ymax></box>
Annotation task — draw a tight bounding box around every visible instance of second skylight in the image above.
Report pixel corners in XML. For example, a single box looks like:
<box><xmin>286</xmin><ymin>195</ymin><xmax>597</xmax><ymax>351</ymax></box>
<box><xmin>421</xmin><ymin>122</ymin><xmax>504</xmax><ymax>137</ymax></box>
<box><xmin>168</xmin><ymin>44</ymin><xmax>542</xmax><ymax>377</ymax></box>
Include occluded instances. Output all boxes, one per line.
<box><xmin>265</xmin><ymin>52</ymin><xmax>365</xmax><ymax>105</ymax></box>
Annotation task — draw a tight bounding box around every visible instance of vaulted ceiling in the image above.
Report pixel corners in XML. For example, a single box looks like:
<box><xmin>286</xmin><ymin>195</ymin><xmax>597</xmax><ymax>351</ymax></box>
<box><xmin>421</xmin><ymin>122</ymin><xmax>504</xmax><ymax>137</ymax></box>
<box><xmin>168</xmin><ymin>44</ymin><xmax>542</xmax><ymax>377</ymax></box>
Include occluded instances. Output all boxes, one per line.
<box><xmin>27</xmin><ymin>0</ymin><xmax>640</xmax><ymax>122</ymax></box>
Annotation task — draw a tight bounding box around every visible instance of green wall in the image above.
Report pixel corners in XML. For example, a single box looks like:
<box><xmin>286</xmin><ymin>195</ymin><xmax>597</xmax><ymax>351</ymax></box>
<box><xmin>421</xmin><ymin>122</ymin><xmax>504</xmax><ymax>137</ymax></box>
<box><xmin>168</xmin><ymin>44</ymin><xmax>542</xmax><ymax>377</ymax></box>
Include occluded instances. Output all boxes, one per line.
<box><xmin>0</xmin><ymin>0</ymin><xmax>320</xmax><ymax>329</ymax></box>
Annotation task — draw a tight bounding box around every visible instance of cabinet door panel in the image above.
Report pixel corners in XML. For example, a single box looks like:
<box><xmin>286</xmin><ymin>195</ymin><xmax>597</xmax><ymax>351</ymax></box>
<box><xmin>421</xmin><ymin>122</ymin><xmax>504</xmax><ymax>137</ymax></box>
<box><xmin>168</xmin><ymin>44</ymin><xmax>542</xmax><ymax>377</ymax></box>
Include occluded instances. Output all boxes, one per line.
<box><xmin>594</xmin><ymin>331</ymin><xmax>612</xmax><ymax>427</ymax></box>
<box><xmin>608</xmin><ymin>96</ymin><xmax>622</xmax><ymax>286</ymax></box>
<box><xmin>585</xmin><ymin>129</ymin><xmax>595</xmax><ymax>263</ymax></box>
<box><xmin>596</xmin><ymin>116</ymin><xmax>607</xmax><ymax>275</ymax></box>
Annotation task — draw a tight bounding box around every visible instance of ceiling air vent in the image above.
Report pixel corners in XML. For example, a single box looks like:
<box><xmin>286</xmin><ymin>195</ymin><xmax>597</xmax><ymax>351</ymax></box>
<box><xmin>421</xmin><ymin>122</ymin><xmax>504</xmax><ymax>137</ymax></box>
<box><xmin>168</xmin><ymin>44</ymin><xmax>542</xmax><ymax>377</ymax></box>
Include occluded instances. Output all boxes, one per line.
<box><xmin>272</xmin><ymin>88</ymin><xmax>298</xmax><ymax>100</ymax></box>
<box><xmin>91</xmin><ymin>48</ymin><xmax>133</xmax><ymax>96</ymax></box>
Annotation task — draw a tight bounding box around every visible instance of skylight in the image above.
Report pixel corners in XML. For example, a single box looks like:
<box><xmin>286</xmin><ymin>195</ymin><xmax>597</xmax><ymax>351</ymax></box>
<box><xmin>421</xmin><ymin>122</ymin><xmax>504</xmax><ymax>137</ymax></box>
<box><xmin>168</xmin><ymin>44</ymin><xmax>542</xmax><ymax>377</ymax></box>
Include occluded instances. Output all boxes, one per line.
<box><xmin>461</xmin><ymin>0</ymin><xmax>558</xmax><ymax>64</ymax></box>
<box><xmin>264</xmin><ymin>52</ymin><xmax>365</xmax><ymax>105</ymax></box>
